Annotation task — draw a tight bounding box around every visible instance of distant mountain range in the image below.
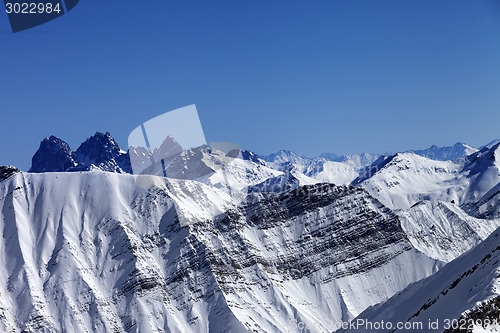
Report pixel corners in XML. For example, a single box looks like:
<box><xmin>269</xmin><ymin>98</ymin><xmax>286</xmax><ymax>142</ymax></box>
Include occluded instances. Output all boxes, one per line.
<box><xmin>27</xmin><ymin>132</ymin><xmax>499</xmax><ymax>185</ymax></box>
<box><xmin>406</xmin><ymin>142</ymin><xmax>478</xmax><ymax>161</ymax></box>
<box><xmin>261</xmin><ymin>141</ymin><xmax>484</xmax><ymax>166</ymax></box>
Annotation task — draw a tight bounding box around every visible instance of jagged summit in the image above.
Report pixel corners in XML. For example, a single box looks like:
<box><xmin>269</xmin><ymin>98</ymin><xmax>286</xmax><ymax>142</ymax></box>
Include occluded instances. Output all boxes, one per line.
<box><xmin>241</xmin><ymin>150</ymin><xmax>266</xmax><ymax>166</ymax></box>
<box><xmin>261</xmin><ymin>149</ymin><xmax>312</xmax><ymax>166</ymax></box>
<box><xmin>155</xmin><ymin>135</ymin><xmax>183</xmax><ymax>160</ymax></box>
<box><xmin>29</xmin><ymin>132</ymin><xmax>131</xmax><ymax>174</ymax></box>
<box><xmin>76</xmin><ymin>132</ymin><xmax>121</xmax><ymax>164</ymax></box>
<box><xmin>75</xmin><ymin>132</ymin><xmax>131</xmax><ymax>173</ymax></box>
<box><xmin>29</xmin><ymin>135</ymin><xmax>78</xmax><ymax>173</ymax></box>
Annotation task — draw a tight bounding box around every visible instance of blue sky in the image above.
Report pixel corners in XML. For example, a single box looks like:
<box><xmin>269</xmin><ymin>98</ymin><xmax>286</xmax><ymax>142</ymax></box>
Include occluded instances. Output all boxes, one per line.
<box><xmin>1</xmin><ymin>0</ymin><xmax>499</xmax><ymax>170</ymax></box>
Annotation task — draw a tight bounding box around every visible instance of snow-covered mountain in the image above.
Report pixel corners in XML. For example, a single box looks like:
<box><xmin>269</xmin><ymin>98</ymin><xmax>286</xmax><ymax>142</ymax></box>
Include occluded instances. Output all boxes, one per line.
<box><xmin>340</xmin><ymin>226</ymin><xmax>500</xmax><ymax>333</ymax></box>
<box><xmin>261</xmin><ymin>150</ymin><xmax>313</xmax><ymax>166</ymax></box>
<box><xmin>26</xmin><ymin>134</ymin><xmax>500</xmax><ymax>263</ymax></box>
<box><xmin>262</xmin><ymin>150</ymin><xmax>380</xmax><ymax>171</ymax></box>
<box><xmin>29</xmin><ymin>133</ymin><xmax>497</xmax><ymax>189</ymax></box>
<box><xmin>354</xmin><ymin>144</ymin><xmax>500</xmax><ymax>264</ymax></box>
<box><xmin>356</xmin><ymin>143</ymin><xmax>500</xmax><ymax>210</ymax></box>
<box><xmin>5</xmin><ymin>132</ymin><xmax>500</xmax><ymax>332</ymax></box>
<box><xmin>259</xmin><ymin>141</ymin><xmax>488</xmax><ymax>186</ymax></box>
<box><xmin>464</xmin><ymin>182</ymin><xmax>500</xmax><ymax>220</ymax></box>
<box><xmin>29</xmin><ymin>133</ymin><xmax>279</xmax><ymax>191</ymax></box>
<box><xmin>481</xmin><ymin>139</ymin><xmax>500</xmax><ymax>149</ymax></box>
<box><xmin>339</xmin><ymin>153</ymin><xmax>381</xmax><ymax>169</ymax></box>
<box><xmin>398</xmin><ymin>200</ymin><xmax>500</xmax><ymax>262</ymax></box>
<box><xmin>353</xmin><ymin>153</ymin><xmax>463</xmax><ymax>210</ymax></box>
<box><xmin>0</xmin><ymin>172</ymin><xmax>441</xmax><ymax>332</ymax></box>
<box><xmin>261</xmin><ymin>151</ymin><xmax>363</xmax><ymax>186</ymax></box>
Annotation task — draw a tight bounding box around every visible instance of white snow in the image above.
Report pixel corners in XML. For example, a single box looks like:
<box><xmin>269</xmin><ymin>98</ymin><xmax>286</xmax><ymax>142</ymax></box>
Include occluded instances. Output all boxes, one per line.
<box><xmin>341</xmin><ymin>227</ymin><xmax>500</xmax><ymax>333</ymax></box>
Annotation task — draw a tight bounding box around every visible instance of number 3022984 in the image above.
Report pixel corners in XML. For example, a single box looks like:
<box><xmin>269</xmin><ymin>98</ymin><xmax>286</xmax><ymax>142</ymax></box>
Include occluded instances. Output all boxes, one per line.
<box><xmin>5</xmin><ymin>2</ymin><xmax>62</xmax><ymax>14</ymax></box>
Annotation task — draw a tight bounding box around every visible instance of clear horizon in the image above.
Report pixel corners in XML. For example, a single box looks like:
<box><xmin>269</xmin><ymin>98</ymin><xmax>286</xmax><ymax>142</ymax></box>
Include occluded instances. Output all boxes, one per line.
<box><xmin>16</xmin><ymin>130</ymin><xmax>500</xmax><ymax>172</ymax></box>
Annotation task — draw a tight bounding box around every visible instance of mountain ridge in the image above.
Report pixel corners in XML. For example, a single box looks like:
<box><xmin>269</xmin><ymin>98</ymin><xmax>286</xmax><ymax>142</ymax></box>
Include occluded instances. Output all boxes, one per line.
<box><xmin>2</xmin><ymin>133</ymin><xmax>500</xmax><ymax>332</ymax></box>
<box><xmin>0</xmin><ymin>171</ymin><xmax>441</xmax><ymax>332</ymax></box>
<box><xmin>26</xmin><ymin>132</ymin><xmax>499</xmax><ymax>178</ymax></box>
<box><xmin>29</xmin><ymin>132</ymin><xmax>131</xmax><ymax>174</ymax></box>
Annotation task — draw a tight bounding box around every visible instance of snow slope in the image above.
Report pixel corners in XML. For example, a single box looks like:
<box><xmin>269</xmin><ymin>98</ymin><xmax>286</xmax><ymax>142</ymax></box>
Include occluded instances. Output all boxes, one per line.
<box><xmin>356</xmin><ymin>144</ymin><xmax>500</xmax><ymax>210</ymax></box>
<box><xmin>0</xmin><ymin>172</ymin><xmax>441</xmax><ymax>333</ymax></box>
<box><xmin>340</xmin><ymin>226</ymin><xmax>500</xmax><ymax>333</ymax></box>
<box><xmin>355</xmin><ymin>145</ymin><xmax>500</xmax><ymax>263</ymax></box>
<box><xmin>302</xmin><ymin>161</ymin><xmax>359</xmax><ymax>185</ymax></box>
<box><xmin>355</xmin><ymin>153</ymin><xmax>464</xmax><ymax>210</ymax></box>
<box><xmin>399</xmin><ymin>200</ymin><xmax>500</xmax><ymax>262</ymax></box>
<box><xmin>11</xmin><ymin>134</ymin><xmax>500</xmax><ymax>332</ymax></box>
<box><xmin>0</xmin><ymin>171</ymin><xmax>245</xmax><ymax>333</ymax></box>
<box><xmin>465</xmin><ymin>182</ymin><xmax>500</xmax><ymax>220</ymax></box>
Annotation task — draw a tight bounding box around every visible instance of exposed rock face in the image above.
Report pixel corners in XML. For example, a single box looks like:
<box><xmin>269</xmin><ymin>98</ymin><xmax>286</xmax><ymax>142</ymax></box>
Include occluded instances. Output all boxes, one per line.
<box><xmin>241</xmin><ymin>150</ymin><xmax>266</xmax><ymax>166</ymax></box>
<box><xmin>13</xmin><ymin>134</ymin><xmax>500</xmax><ymax>332</ymax></box>
<box><xmin>443</xmin><ymin>296</ymin><xmax>500</xmax><ymax>333</ymax></box>
<box><xmin>0</xmin><ymin>172</ymin><xmax>439</xmax><ymax>333</ymax></box>
<box><xmin>29</xmin><ymin>136</ymin><xmax>78</xmax><ymax>172</ymax></box>
<box><xmin>212</xmin><ymin>183</ymin><xmax>419</xmax><ymax>280</ymax></box>
<box><xmin>75</xmin><ymin>132</ymin><xmax>132</xmax><ymax>173</ymax></box>
<box><xmin>352</xmin><ymin>144</ymin><xmax>500</xmax><ymax>265</ymax></box>
<box><xmin>0</xmin><ymin>166</ymin><xmax>19</xmax><ymax>181</ymax></box>
<box><xmin>29</xmin><ymin>133</ymin><xmax>131</xmax><ymax>174</ymax></box>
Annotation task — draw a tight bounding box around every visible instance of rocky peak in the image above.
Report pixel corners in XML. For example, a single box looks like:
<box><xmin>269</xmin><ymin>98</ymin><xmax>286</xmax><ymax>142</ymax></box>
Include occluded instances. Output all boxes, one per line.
<box><xmin>74</xmin><ymin>132</ymin><xmax>131</xmax><ymax>173</ymax></box>
<box><xmin>154</xmin><ymin>135</ymin><xmax>183</xmax><ymax>161</ymax></box>
<box><xmin>29</xmin><ymin>132</ymin><xmax>131</xmax><ymax>174</ymax></box>
<box><xmin>29</xmin><ymin>136</ymin><xmax>77</xmax><ymax>173</ymax></box>
<box><xmin>462</xmin><ymin>142</ymin><xmax>500</xmax><ymax>177</ymax></box>
<box><xmin>241</xmin><ymin>150</ymin><xmax>266</xmax><ymax>166</ymax></box>
<box><xmin>75</xmin><ymin>132</ymin><xmax>121</xmax><ymax>165</ymax></box>
<box><xmin>262</xmin><ymin>149</ymin><xmax>313</xmax><ymax>166</ymax></box>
